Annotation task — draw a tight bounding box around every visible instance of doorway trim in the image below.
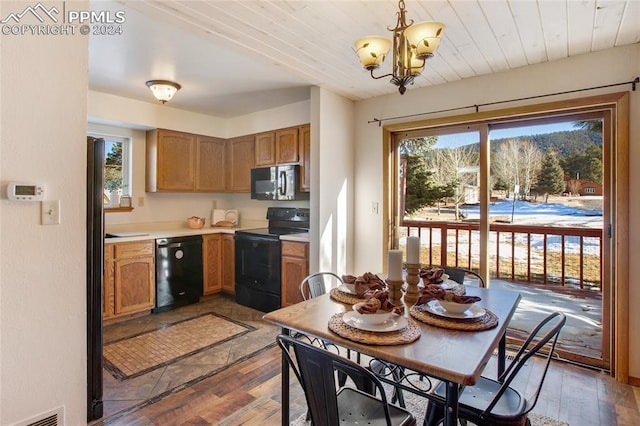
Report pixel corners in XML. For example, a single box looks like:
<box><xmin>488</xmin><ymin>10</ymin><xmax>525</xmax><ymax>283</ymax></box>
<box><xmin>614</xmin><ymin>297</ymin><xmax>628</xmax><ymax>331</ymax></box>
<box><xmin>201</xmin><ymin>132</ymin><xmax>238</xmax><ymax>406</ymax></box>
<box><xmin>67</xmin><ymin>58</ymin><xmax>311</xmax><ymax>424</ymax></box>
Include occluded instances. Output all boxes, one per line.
<box><xmin>382</xmin><ymin>92</ymin><xmax>629</xmax><ymax>381</ymax></box>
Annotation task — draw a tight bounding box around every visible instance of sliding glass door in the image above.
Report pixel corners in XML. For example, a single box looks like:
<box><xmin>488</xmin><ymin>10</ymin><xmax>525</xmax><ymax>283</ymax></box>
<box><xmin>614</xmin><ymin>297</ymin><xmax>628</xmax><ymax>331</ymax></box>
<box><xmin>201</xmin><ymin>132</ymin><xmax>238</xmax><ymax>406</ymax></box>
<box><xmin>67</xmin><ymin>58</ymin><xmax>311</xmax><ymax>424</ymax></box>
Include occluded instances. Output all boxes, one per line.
<box><xmin>390</xmin><ymin>108</ymin><xmax>612</xmax><ymax>369</ymax></box>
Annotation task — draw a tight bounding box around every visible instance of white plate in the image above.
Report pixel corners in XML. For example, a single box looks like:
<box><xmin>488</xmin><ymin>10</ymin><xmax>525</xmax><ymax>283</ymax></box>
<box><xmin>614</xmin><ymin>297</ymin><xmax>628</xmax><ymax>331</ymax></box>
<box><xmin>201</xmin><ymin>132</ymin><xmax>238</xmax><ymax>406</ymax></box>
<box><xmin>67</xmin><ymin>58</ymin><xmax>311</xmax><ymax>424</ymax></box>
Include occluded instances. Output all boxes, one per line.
<box><xmin>225</xmin><ymin>210</ymin><xmax>238</xmax><ymax>225</ymax></box>
<box><xmin>338</xmin><ymin>284</ymin><xmax>357</xmax><ymax>295</ymax></box>
<box><xmin>422</xmin><ymin>300</ymin><xmax>486</xmax><ymax>319</ymax></box>
<box><xmin>342</xmin><ymin>311</ymin><xmax>408</xmax><ymax>332</ymax></box>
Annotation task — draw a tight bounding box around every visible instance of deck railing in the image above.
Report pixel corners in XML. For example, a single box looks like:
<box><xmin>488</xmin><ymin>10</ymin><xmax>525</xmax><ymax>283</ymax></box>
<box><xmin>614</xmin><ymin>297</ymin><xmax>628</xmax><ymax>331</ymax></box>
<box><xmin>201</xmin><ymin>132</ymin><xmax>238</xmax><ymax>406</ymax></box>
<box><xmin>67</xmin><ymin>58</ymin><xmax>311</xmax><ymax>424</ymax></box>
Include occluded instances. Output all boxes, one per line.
<box><xmin>400</xmin><ymin>220</ymin><xmax>603</xmax><ymax>292</ymax></box>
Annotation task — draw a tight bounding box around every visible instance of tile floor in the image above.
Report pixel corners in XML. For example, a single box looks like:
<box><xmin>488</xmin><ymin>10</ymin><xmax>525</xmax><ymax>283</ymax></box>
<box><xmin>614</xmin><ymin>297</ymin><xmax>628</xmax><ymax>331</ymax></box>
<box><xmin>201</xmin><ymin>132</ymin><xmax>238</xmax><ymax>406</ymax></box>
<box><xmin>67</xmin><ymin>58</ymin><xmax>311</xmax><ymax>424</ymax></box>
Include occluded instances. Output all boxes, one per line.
<box><xmin>100</xmin><ymin>293</ymin><xmax>279</xmax><ymax>422</ymax></box>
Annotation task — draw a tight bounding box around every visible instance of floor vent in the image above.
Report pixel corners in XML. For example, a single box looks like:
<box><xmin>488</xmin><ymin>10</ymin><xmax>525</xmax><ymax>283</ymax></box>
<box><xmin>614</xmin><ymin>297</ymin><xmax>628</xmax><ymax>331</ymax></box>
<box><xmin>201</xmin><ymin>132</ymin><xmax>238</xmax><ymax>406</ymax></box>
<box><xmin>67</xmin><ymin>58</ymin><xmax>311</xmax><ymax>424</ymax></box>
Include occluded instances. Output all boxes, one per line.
<box><xmin>14</xmin><ymin>407</ymin><xmax>63</xmax><ymax>426</ymax></box>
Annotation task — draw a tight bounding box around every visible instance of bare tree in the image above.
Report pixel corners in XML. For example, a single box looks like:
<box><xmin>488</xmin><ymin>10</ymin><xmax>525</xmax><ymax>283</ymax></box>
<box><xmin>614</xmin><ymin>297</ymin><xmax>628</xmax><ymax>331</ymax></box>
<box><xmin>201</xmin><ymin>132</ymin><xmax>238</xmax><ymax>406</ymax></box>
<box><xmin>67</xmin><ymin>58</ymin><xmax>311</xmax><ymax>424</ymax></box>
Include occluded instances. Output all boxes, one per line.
<box><xmin>492</xmin><ymin>140</ymin><xmax>520</xmax><ymax>198</ymax></box>
<box><xmin>492</xmin><ymin>139</ymin><xmax>543</xmax><ymax>200</ymax></box>
<box><xmin>519</xmin><ymin>141</ymin><xmax>544</xmax><ymax>199</ymax></box>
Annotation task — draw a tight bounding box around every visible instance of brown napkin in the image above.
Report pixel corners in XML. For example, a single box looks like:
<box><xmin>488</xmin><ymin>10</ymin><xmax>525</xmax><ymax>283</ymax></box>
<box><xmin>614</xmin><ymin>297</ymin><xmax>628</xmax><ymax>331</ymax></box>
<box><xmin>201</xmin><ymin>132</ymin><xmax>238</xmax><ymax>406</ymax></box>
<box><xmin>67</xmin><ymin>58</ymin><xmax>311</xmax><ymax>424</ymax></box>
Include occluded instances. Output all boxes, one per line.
<box><xmin>355</xmin><ymin>289</ymin><xmax>403</xmax><ymax>315</ymax></box>
<box><xmin>419</xmin><ymin>267</ymin><xmax>445</xmax><ymax>284</ymax></box>
<box><xmin>342</xmin><ymin>272</ymin><xmax>386</xmax><ymax>298</ymax></box>
<box><xmin>415</xmin><ymin>284</ymin><xmax>481</xmax><ymax>306</ymax></box>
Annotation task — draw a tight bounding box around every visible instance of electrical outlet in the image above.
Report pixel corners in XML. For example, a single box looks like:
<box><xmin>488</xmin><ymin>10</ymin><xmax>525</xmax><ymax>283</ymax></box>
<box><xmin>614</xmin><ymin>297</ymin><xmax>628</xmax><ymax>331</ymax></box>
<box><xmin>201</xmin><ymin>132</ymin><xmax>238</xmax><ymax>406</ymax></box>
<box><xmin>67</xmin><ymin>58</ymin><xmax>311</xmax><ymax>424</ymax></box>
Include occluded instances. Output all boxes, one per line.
<box><xmin>371</xmin><ymin>201</ymin><xmax>379</xmax><ymax>214</ymax></box>
<box><xmin>41</xmin><ymin>200</ymin><xmax>61</xmax><ymax>225</ymax></box>
<box><xmin>138</xmin><ymin>197</ymin><xmax>145</xmax><ymax>207</ymax></box>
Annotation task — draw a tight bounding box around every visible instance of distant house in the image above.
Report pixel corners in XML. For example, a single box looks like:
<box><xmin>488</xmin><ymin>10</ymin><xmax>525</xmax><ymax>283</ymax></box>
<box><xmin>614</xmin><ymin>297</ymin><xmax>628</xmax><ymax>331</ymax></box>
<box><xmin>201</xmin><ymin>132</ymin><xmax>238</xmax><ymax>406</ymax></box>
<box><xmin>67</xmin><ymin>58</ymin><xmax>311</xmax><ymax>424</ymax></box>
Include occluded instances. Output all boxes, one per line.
<box><xmin>564</xmin><ymin>178</ymin><xmax>603</xmax><ymax>196</ymax></box>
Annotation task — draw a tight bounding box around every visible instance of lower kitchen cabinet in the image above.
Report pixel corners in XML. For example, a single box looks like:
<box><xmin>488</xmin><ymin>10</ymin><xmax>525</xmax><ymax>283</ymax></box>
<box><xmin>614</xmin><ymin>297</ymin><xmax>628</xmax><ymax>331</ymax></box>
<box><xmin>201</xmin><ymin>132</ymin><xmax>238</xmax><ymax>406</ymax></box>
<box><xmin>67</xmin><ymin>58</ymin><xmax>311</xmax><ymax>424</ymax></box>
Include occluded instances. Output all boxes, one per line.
<box><xmin>203</xmin><ymin>233</ymin><xmax>235</xmax><ymax>295</ymax></box>
<box><xmin>222</xmin><ymin>234</ymin><xmax>235</xmax><ymax>294</ymax></box>
<box><xmin>203</xmin><ymin>234</ymin><xmax>223</xmax><ymax>294</ymax></box>
<box><xmin>281</xmin><ymin>241</ymin><xmax>309</xmax><ymax>307</ymax></box>
<box><xmin>104</xmin><ymin>240</ymin><xmax>155</xmax><ymax>320</ymax></box>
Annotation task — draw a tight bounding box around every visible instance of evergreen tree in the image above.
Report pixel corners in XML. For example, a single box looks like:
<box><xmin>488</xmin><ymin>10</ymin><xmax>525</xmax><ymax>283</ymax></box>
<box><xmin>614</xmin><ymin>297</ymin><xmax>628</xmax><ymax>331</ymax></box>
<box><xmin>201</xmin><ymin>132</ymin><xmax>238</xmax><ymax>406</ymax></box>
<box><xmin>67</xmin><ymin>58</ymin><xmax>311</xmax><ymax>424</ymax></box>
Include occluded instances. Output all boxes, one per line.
<box><xmin>104</xmin><ymin>143</ymin><xmax>123</xmax><ymax>191</ymax></box>
<box><xmin>402</xmin><ymin>153</ymin><xmax>455</xmax><ymax>215</ymax></box>
<box><xmin>534</xmin><ymin>154</ymin><xmax>565</xmax><ymax>202</ymax></box>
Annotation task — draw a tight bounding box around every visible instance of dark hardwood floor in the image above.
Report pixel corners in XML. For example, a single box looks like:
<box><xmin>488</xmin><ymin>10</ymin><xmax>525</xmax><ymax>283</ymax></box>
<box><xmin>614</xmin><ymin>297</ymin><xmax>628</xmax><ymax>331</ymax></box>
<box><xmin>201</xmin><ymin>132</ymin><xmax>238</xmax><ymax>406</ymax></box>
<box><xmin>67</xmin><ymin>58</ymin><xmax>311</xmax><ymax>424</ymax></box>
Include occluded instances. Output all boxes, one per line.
<box><xmin>95</xmin><ymin>337</ymin><xmax>639</xmax><ymax>426</ymax></box>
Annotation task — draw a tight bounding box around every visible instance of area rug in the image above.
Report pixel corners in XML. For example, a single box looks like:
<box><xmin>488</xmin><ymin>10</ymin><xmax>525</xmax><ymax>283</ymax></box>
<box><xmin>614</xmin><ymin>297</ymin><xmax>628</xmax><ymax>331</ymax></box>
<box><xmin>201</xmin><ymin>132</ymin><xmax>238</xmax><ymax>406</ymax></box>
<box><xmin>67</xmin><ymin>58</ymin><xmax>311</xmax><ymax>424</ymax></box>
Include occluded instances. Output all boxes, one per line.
<box><xmin>103</xmin><ymin>312</ymin><xmax>254</xmax><ymax>380</ymax></box>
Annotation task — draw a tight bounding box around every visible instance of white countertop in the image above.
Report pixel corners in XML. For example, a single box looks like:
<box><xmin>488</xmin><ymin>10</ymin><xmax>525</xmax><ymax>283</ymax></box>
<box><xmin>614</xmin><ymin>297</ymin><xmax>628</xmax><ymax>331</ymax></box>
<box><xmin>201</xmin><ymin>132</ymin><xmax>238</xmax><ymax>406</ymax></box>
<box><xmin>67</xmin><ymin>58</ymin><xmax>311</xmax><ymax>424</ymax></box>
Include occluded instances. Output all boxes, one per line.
<box><xmin>279</xmin><ymin>232</ymin><xmax>309</xmax><ymax>242</ymax></box>
<box><xmin>104</xmin><ymin>222</ymin><xmax>309</xmax><ymax>243</ymax></box>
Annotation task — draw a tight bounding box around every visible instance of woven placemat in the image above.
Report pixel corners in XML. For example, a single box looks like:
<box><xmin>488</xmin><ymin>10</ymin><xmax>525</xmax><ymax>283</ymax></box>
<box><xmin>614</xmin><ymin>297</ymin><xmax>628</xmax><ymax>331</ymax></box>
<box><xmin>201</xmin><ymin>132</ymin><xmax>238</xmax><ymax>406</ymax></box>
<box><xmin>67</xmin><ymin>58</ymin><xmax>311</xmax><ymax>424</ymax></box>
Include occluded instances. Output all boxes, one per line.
<box><xmin>329</xmin><ymin>287</ymin><xmax>365</xmax><ymax>304</ymax></box>
<box><xmin>409</xmin><ymin>305</ymin><xmax>499</xmax><ymax>331</ymax></box>
<box><xmin>327</xmin><ymin>312</ymin><xmax>421</xmax><ymax>345</ymax></box>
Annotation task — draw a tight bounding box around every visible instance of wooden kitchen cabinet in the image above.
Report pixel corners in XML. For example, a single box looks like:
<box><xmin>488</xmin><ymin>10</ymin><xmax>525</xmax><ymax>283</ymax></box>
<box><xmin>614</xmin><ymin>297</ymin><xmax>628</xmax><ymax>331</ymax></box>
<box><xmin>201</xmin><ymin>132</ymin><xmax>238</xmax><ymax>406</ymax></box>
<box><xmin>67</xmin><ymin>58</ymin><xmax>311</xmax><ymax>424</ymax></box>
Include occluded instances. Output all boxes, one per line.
<box><xmin>146</xmin><ymin>129</ymin><xmax>196</xmax><ymax>191</ymax></box>
<box><xmin>202</xmin><ymin>233</ymin><xmax>235</xmax><ymax>295</ymax></box>
<box><xmin>103</xmin><ymin>243</ymin><xmax>115</xmax><ymax>319</ymax></box>
<box><xmin>226</xmin><ymin>135</ymin><xmax>254</xmax><ymax>192</ymax></box>
<box><xmin>281</xmin><ymin>241</ymin><xmax>309</xmax><ymax>307</ymax></box>
<box><xmin>275</xmin><ymin>127</ymin><xmax>299</xmax><ymax>164</ymax></box>
<box><xmin>196</xmin><ymin>135</ymin><xmax>227</xmax><ymax>192</ymax></box>
<box><xmin>255</xmin><ymin>131</ymin><xmax>276</xmax><ymax>166</ymax></box>
<box><xmin>203</xmin><ymin>234</ymin><xmax>223</xmax><ymax>294</ymax></box>
<box><xmin>147</xmin><ymin>129</ymin><xmax>226</xmax><ymax>192</ymax></box>
<box><xmin>299</xmin><ymin>124</ymin><xmax>310</xmax><ymax>191</ymax></box>
<box><xmin>255</xmin><ymin>126</ymin><xmax>300</xmax><ymax>166</ymax></box>
<box><xmin>104</xmin><ymin>240</ymin><xmax>155</xmax><ymax>320</ymax></box>
<box><xmin>222</xmin><ymin>234</ymin><xmax>235</xmax><ymax>294</ymax></box>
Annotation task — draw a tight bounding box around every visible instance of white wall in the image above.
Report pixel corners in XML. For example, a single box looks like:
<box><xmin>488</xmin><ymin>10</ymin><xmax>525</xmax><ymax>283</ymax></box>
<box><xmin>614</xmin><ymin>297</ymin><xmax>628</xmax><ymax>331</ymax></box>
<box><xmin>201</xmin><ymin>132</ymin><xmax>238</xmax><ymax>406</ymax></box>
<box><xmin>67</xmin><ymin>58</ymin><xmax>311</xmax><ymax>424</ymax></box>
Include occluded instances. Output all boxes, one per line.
<box><xmin>310</xmin><ymin>88</ymin><xmax>355</xmax><ymax>276</ymax></box>
<box><xmin>352</xmin><ymin>44</ymin><xmax>640</xmax><ymax>376</ymax></box>
<box><xmin>0</xmin><ymin>1</ymin><xmax>89</xmax><ymax>424</ymax></box>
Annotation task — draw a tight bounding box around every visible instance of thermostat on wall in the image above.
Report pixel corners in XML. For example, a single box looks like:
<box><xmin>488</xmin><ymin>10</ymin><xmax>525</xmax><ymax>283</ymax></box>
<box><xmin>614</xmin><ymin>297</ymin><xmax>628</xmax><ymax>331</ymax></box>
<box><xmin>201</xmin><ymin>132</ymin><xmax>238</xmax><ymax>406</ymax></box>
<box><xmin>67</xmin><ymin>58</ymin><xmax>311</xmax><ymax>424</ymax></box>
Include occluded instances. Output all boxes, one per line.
<box><xmin>7</xmin><ymin>182</ymin><xmax>45</xmax><ymax>201</ymax></box>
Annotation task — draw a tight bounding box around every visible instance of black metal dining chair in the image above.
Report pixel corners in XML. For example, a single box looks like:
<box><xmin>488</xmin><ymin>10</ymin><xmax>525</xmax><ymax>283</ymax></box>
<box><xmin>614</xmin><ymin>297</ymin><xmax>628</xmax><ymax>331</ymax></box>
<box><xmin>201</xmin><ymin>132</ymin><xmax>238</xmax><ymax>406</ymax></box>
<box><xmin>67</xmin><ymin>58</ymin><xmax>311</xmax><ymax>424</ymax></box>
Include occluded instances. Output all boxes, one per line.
<box><xmin>277</xmin><ymin>334</ymin><xmax>416</xmax><ymax>426</ymax></box>
<box><xmin>299</xmin><ymin>271</ymin><xmax>343</xmax><ymax>301</ymax></box>
<box><xmin>424</xmin><ymin>311</ymin><xmax>566</xmax><ymax>426</ymax></box>
<box><xmin>440</xmin><ymin>266</ymin><xmax>486</xmax><ymax>288</ymax></box>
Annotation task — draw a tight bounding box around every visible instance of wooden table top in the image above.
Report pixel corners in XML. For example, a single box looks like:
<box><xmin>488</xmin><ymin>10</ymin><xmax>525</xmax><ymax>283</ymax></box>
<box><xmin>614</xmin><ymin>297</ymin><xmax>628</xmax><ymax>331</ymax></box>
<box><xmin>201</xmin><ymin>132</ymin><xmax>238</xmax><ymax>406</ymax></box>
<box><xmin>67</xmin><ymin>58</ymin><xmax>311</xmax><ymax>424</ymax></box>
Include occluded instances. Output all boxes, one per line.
<box><xmin>263</xmin><ymin>287</ymin><xmax>521</xmax><ymax>386</ymax></box>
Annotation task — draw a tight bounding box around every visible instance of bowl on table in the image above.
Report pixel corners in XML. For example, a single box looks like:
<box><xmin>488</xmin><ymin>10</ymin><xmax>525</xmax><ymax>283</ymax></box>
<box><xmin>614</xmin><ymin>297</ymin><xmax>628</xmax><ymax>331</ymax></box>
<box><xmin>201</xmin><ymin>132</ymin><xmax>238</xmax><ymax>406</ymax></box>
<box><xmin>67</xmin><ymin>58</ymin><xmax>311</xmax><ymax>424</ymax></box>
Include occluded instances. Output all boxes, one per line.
<box><xmin>352</xmin><ymin>303</ymin><xmax>396</xmax><ymax>325</ymax></box>
<box><xmin>437</xmin><ymin>300</ymin><xmax>474</xmax><ymax>314</ymax></box>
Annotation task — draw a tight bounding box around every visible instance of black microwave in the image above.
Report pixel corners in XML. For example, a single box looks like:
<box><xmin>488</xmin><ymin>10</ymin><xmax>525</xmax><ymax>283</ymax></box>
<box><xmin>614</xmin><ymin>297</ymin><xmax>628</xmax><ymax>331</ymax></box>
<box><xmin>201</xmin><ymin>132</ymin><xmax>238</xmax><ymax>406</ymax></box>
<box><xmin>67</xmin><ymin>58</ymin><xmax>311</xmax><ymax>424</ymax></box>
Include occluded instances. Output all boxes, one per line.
<box><xmin>251</xmin><ymin>165</ymin><xmax>309</xmax><ymax>201</ymax></box>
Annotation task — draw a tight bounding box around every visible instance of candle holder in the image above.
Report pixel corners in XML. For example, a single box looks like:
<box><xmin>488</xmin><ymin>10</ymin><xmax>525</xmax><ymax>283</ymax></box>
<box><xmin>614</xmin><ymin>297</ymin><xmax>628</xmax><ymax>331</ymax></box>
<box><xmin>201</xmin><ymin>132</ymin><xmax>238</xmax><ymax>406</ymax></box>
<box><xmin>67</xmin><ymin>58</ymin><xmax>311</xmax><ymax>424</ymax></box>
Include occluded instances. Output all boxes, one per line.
<box><xmin>403</xmin><ymin>263</ymin><xmax>421</xmax><ymax>304</ymax></box>
<box><xmin>385</xmin><ymin>279</ymin><xmax>404</xmax><ymax>304</ymax></box>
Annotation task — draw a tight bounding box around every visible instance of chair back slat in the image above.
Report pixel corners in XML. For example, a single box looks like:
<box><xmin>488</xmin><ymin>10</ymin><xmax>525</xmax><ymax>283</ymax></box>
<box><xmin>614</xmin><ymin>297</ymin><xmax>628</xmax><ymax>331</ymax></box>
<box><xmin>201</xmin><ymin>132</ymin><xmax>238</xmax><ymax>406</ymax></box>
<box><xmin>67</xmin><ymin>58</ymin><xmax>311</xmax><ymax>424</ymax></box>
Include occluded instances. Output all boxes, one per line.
<box><xmin>299</xmin><ymin>272</ymin><xmax>343</xmax><ymax>301</ymax></box>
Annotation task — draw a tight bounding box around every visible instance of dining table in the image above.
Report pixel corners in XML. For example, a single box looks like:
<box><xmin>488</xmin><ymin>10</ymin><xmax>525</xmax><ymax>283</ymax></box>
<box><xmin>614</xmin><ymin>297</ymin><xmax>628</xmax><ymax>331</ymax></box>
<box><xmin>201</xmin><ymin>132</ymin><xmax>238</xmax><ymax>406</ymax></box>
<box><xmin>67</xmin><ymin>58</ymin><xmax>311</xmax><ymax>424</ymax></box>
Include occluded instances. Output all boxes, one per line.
<box><xmin>263</xmin><ymin>285</ymin><xmax>521</xmax><ymax>426</ymax></box>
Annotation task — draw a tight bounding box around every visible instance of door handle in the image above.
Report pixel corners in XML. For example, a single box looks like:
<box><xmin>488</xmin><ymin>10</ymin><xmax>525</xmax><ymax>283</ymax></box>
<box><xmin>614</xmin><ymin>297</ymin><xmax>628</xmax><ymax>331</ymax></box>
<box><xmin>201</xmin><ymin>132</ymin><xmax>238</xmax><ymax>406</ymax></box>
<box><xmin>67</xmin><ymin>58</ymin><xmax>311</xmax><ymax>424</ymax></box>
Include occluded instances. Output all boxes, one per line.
<box><xmin>279</xmin><ymin>170</ymin><xmax>287</xmax><ymax>196</ymax></box>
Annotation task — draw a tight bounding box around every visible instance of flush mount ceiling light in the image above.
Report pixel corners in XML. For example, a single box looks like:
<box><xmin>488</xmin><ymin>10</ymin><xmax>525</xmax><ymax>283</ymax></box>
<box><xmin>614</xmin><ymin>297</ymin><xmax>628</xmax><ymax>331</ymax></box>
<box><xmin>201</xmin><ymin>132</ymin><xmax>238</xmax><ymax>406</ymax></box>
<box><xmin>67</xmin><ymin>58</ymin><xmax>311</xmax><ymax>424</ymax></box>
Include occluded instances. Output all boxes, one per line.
<box><xmin>354</xmin><ymin>0</ymin><xmax>445</xmax><ymax>95</ymax></box>
<box><xmin>145</xmin><ymin>80</ymin><xmax>181</xmax><ymax>104</ymax></box>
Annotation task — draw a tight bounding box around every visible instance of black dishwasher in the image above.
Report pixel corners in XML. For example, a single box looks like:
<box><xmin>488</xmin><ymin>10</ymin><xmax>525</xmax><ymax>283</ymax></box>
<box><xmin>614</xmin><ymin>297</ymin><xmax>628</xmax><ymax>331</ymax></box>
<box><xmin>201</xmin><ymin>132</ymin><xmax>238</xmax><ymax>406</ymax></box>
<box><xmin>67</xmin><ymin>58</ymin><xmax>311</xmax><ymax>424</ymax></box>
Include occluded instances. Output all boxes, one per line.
<box><xmin>154</xmin><ymin>235</ymin><xmax>203</xmax><ymax>313</ymax></box>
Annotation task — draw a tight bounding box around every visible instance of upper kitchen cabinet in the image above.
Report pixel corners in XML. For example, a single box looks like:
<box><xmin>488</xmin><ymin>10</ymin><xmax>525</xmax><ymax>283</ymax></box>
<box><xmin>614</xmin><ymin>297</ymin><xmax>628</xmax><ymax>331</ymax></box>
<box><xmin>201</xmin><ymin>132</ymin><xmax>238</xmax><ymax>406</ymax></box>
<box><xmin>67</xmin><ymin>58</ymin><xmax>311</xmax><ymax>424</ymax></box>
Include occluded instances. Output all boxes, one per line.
<box><xmin>146</xmin><ymin>129</ymin><xmax>226</xmax><ymax>192</ymax></box>
<box><xmin>196</xmin><ymin>136</ymin><xmax>226</xmax><ymax>192</ymax></box>
<box><xmin>254</xmin><ymin>126</ymin><xmax>300</xmax><ymax>167</ymax></box>
<box><xmin>254</xmin><ymin>131</ymin><xmax>276</xmax><ymax>167</ymax></box>
<box><xmin>226</xmin><ymin>135</ymin><xmax>254</xmax><ymax>192</ymax></box>
<box><xmin>299</xmin><ymin>124</ymin><xmax>310</xmax><ymax>192</ymax></box>
<box><xmin>146</xmin><ymin>129</ymin><xmax>195</xmax><ymax>191</ymax></box>
<box><xmin>275</xmin><ymin>127</ymin><xmax>299</xmax><ymax>164</ymax></box>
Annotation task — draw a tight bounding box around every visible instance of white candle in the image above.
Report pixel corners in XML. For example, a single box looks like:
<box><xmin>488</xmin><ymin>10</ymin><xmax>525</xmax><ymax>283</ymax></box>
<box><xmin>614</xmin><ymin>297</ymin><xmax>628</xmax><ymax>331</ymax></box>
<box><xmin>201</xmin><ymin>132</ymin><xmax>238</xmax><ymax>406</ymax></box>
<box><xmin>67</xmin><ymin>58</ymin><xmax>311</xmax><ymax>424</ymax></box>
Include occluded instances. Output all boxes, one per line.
<box><xmin>387</xmin><ymin>250</ymin><xmax>403</xmax><ymax>281</ymax></box>
<box><xmin>406</xmin><ymin>236</ymin><xmax>420</xmax><ymax>264</ymax></box>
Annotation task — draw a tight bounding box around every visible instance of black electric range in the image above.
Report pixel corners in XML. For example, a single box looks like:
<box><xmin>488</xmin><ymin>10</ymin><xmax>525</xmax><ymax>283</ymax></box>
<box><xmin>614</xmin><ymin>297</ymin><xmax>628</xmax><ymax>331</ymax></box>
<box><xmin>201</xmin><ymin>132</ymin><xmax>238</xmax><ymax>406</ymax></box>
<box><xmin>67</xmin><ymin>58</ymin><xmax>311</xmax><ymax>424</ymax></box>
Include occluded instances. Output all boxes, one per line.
<box><xmin>234</xmin><ymin>207</ymin><xmax>309</xmax><ymax>312</ymax></box>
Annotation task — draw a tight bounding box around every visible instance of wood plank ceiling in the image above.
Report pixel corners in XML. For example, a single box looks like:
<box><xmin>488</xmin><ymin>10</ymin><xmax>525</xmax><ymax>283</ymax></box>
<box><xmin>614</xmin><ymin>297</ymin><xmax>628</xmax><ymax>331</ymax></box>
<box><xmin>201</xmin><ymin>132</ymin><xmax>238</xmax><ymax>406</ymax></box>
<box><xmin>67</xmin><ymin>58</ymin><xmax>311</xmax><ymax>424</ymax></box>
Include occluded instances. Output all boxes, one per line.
<box><xmin>92</xmin><ymin>1</ymin><xmax>639</xmax><ymax>117</ymax></box>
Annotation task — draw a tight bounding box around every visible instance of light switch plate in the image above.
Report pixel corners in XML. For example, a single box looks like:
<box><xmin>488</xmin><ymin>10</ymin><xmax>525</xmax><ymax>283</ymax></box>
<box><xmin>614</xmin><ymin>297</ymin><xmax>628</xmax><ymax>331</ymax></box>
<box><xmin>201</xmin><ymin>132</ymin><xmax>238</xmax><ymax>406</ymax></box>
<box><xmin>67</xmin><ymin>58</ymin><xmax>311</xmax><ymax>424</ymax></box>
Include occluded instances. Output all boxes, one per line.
<box><xmin>41</xmin><ymin>200</ymin><xmax>60</xmax><ymax>225</ymax></box>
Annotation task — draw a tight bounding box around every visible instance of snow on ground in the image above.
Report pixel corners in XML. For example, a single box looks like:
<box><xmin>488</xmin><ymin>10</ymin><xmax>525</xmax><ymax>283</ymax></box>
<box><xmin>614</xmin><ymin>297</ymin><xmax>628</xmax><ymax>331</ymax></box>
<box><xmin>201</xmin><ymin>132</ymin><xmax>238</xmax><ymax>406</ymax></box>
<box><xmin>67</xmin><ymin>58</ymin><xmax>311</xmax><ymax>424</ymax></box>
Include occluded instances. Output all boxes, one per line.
<box><xmin>404</xmin><ymin>198</ymin><xmax>604</xmax><ymax>257</ymax></box>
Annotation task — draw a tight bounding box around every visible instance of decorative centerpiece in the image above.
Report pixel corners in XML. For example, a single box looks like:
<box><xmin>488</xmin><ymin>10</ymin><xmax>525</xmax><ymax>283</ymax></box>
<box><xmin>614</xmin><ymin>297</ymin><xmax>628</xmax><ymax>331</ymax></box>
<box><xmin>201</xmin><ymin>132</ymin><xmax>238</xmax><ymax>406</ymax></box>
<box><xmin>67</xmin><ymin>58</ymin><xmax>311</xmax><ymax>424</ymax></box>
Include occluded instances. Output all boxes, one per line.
<box><xmin>385</xmin><ymin>249</ymin><xmax>404</xmax><ymax>303</ymax></box>
<box><xmin>403</xmin><ymin>236</ymin><xmax>421</xmax><ymax>304</ymax></box>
